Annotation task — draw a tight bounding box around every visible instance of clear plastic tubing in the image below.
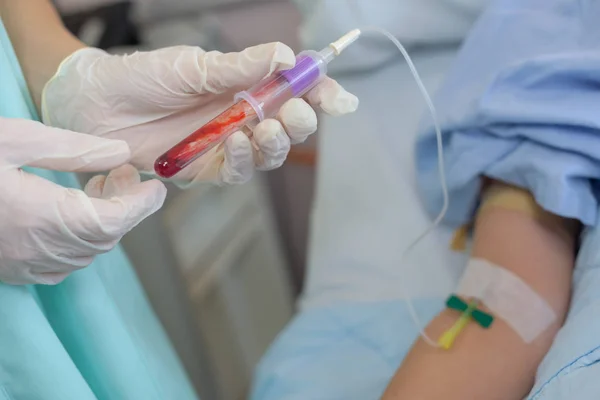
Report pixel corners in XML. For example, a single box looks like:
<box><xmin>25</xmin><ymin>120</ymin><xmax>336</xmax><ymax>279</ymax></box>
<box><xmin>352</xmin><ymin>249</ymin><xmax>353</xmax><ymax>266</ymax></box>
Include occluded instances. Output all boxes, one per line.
<box><xmin>154</xmin><ymin>49</ymin><xmax>334</xmax><ymax>178</ymax></box>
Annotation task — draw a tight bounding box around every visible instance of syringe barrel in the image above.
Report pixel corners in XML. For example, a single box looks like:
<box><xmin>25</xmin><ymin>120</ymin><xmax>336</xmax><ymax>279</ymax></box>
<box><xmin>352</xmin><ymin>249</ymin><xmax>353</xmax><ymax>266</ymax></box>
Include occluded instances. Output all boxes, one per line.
<box><xmin>234</xmin><ymin>50</ymin><xmax>328</xmax><ymax>121</ymax></box>
<box><xmin>153</xmin><ymin>50</ymin><xmax>329</xmax><ymax>178</ymax></box>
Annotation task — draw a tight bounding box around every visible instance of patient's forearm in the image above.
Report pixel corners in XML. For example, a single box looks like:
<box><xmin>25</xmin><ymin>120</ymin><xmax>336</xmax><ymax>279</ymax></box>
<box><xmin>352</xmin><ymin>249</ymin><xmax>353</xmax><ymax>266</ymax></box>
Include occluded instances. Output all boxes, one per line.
<box><xmin>382</xmin><ymin>200</ymin><xmax>577</xmax><ymax>399</ymax></box>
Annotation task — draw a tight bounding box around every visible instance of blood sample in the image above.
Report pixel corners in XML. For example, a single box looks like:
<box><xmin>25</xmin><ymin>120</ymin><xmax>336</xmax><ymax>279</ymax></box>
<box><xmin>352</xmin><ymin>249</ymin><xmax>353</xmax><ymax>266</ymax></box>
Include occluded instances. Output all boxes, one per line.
<box><xmin>154</xmin><ymin>30</ymin><xmax>361</xmax><ymax>178</ymax></box>
<box><xmin>154</xmin><ymin>101</ymin><xmax>255</xmax><ymax>178</ymax></box>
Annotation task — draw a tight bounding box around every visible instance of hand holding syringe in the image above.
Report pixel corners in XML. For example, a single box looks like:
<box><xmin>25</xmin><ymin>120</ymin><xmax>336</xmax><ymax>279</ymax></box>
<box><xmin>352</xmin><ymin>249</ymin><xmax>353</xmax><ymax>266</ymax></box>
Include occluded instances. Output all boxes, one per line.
<box><xmin>154</xmin><ymin>30</ymin><xmax>362</xmax><ymax>178</ymax></box>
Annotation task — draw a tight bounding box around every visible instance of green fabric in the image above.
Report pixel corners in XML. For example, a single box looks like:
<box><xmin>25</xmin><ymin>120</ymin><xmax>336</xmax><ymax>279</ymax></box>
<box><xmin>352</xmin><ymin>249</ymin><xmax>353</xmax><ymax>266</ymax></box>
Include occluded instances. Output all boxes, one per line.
<box><xmin>0</xmin><ymin>20</ymin><xmax>197</xmax><ymax>400</ymax></box>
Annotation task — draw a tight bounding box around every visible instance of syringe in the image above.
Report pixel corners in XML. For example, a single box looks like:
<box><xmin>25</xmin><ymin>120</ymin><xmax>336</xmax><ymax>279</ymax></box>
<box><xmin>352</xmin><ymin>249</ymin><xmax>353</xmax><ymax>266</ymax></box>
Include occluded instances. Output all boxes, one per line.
<box><xmin>154</xmin><ymin>29</ymin><xmax>361</xmax><ymax>178</ymax></box>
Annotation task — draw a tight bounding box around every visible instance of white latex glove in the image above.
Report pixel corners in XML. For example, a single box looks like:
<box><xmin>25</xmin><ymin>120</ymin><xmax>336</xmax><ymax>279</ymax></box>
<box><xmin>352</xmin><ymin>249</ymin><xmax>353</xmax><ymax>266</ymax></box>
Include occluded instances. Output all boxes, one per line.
<box><xmin>0</xmin><ymin>117</ymin><xmax>166</xmax><ymax>285</ymax></box>
<box><xmin>42</xmin><ymin>43</ymin><xmax>358</xmax><ymax>184</ymax></box>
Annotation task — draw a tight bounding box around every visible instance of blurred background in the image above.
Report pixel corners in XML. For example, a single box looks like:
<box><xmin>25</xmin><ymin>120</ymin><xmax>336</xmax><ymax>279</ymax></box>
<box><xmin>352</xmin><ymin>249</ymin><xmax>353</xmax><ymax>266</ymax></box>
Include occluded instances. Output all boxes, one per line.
<box><xmin>51</xmin><ymin>1</ymin><xmax>487</xmax><ymax>399</ymax></box>
<box><xmin>54</xmin><ymin>1</ymin><xmax>317</xmax><ymax>399</ymax></box>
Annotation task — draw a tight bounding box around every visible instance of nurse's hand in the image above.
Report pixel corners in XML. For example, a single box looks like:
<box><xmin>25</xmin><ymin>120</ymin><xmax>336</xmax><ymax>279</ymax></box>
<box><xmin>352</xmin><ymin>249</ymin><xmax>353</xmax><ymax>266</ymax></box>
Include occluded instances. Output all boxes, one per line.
<box><xmin>0</xmin><ymin>118</ymin><xmax>166</xmax><ymax>285</ymax></box>
<box><xmin>41</xmin><ymin>43</ymin><xmax>358</xmax><ymax>185</ymax></box>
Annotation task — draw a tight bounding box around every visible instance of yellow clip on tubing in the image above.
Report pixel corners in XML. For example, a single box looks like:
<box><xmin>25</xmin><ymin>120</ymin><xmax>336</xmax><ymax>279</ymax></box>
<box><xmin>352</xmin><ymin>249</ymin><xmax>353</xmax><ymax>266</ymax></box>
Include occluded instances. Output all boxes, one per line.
<box><xmin>438</xmin><ymin>299</ymin><xmax>479</xmax><ymax>350</ymax></box>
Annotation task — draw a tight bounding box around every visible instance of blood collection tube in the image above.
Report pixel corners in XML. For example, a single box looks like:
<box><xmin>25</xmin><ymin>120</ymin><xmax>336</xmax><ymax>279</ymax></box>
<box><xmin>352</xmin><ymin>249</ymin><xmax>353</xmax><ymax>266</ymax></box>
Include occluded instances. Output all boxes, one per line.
<box><xmin>154</xmin><ymin>30</ymin><xmax>361</xmax><ymax>178</ymax></box>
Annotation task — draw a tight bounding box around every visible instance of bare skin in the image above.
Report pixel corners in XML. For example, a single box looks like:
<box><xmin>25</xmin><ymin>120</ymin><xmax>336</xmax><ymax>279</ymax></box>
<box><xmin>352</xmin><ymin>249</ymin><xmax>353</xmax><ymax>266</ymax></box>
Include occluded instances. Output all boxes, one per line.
<box><xmin>0</xmin><ymin>0</ymin><xmax>84</xmax><ymax>110</ymax></box>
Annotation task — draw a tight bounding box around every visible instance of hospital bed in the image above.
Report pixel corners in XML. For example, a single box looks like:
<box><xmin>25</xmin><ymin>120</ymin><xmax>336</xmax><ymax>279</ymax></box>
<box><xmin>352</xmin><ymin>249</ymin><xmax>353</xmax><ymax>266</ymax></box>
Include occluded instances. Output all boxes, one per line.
<box><xmin>251</xmin><ymin>10</ymin><xmax>600</xmax><ymax>400</ymax></box>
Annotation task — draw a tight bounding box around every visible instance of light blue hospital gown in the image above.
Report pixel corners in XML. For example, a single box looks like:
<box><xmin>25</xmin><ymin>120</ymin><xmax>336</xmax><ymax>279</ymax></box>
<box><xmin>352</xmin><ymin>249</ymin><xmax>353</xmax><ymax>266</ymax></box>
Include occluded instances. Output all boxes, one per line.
<box><xmin>416</xmin><ymin>0</ymin><xmax>600</xmax><ymax>227</ymax></box>
<box><xmin>0</xmin><ymin>21</ymin><xmax>197</xmax><ymax>400</ymax></box>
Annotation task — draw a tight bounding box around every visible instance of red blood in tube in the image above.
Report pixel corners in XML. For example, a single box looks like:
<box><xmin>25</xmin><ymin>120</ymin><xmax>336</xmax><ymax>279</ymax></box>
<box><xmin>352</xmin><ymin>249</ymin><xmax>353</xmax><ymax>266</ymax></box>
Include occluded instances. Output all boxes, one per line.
<box><xmin>154</xmin><ymin>101</ymin><xmax>254</xmax><ymax>178</ymax></box>
<box><xmin>154</xmin><ymin>69</ymin><xmax>298</xmax><ymax>178</ymax></box>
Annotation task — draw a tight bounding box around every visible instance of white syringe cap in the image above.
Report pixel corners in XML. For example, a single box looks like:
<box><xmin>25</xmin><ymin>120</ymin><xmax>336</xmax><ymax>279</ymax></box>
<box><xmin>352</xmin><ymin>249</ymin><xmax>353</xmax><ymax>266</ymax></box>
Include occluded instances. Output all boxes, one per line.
<box><xmin>329</xmin><ymin>29</ymin><xmax>361</xmax><ymax>56</ymax></box>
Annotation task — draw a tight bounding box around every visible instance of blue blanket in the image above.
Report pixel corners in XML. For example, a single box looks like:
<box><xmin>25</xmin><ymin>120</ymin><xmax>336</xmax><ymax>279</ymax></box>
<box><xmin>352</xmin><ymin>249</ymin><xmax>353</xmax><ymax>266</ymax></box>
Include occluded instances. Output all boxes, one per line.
<box><xmin>251</xmin><ymin>300</ymin><xmax>443</xmax><ymax>400</ymax></box>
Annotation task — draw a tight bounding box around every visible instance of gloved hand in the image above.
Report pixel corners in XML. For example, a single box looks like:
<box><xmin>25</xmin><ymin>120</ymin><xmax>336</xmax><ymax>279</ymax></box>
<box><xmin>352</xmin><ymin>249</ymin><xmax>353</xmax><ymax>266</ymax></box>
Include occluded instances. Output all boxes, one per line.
<box><xmin>0</xmin><ymin>117</ymin><xmax>166</xmax><ymax>285</ymax></box>
<box><xmin>42</xmin><ymin>43</ymin><xmax>358</xmax><ymax>184</ymax></box>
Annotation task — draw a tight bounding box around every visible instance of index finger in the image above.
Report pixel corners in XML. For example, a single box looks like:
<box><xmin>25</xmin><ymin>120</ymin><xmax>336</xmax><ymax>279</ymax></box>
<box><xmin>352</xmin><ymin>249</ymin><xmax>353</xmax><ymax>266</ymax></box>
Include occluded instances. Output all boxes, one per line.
<box><xmin>0</xmin><ymin>118</ymin><xmax>131</xmax><ymax>171</ymax></box>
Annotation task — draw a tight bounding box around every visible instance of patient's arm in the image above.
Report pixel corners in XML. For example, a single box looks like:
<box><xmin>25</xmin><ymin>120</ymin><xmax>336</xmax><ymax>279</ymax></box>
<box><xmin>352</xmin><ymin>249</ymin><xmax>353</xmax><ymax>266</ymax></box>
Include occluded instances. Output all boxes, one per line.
<box><xmin>381</xmin><ymin>183</ymin><xmax>578</xmax><ymax>400</ymax></box>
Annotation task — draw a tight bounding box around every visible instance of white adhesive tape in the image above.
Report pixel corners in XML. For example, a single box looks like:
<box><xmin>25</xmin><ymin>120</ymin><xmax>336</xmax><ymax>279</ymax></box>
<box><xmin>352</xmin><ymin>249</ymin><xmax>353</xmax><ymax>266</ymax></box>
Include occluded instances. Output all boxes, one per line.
<box><xmin>457</xmin><ymin>258</ymin><xmax>557</xmax><ymax>343</ymax></box>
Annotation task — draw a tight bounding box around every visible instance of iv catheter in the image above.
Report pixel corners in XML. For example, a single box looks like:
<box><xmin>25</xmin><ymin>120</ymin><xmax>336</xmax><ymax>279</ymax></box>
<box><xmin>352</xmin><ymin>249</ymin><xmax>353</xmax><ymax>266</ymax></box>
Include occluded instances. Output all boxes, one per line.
<box><xmin>154</xmin><ymin>29</ymin><xmax>361</xmax><ymax>178</ymax></box>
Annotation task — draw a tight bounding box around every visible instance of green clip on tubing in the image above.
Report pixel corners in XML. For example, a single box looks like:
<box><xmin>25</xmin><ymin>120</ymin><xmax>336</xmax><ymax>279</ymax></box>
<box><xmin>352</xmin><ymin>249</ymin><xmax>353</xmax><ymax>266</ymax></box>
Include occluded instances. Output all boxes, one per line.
<box><xmin>446</xmin><ymin>295</ymin><xmax>494</xmax><ymax>328</ymax></box>
<box><xmin>437</xmin><ymin>295</ymin><xmax>495</xmax><ymax>350</ymax></box>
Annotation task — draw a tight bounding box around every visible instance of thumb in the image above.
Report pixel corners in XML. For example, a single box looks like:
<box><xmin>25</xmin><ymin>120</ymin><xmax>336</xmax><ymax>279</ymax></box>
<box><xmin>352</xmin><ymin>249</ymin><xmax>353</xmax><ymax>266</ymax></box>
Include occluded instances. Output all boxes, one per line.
<box><xmin>0</xmin><ymin>118</ymin><xmax>130</xmax><ymax>171</ymax></box>
<box><xmin>183</xmin><ymin>42</ymin><xmax>296</xmax><ymax>95</ymax></box>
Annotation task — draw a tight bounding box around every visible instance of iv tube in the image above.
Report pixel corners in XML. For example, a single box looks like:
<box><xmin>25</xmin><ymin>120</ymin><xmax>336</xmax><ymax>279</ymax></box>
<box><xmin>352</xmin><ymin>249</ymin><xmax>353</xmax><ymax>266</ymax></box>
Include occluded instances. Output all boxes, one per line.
<box><xmin>154</xmin><ymin>30</ymin><xmax>361</xmax><ymax>179</ymax></box>
<box><xmin>359</xmin><ymin>26</ymin><xmax>448</xmax><ymax>348</ymax></box>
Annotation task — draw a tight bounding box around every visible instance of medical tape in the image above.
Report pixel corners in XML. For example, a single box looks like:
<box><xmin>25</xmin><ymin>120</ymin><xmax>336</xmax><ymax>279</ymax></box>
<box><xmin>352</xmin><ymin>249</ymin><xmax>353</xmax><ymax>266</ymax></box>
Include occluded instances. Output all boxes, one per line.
<box><xmin>456</xmin><ymin>258</ymin><xmax>557</xmax><ymax>343</ymax></box>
